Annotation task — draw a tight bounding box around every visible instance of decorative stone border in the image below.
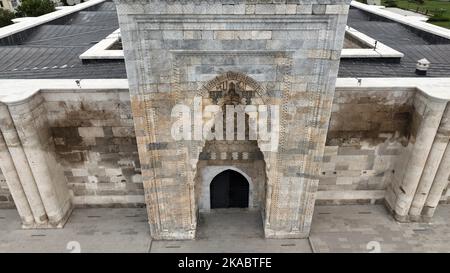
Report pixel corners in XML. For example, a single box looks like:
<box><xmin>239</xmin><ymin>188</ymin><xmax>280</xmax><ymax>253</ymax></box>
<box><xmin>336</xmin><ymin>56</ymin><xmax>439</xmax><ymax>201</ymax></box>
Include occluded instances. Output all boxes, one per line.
<box><xmin>79</xmin><ymin>29</ymin><xmax>124</xmax><ymax>60</ymax></box>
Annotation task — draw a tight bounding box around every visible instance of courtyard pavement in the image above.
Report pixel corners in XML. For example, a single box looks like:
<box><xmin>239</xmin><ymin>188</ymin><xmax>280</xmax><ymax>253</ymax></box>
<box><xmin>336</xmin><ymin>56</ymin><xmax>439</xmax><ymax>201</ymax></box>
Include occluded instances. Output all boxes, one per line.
<box><xmin>151</xmin><ymin>209</ymin><xmax>311</xmax><ymax>253</ymax></box>
<box><xmin>0</xmin><ymin>208</ymin><xmax>151</xmax><ymax>253</ymax></box>
<box><xmin>0</xmin><ymin>204</ymin><xmax>449</xmax><ymax>252</ymax></box>
<box><xmin>310</xmin><ymin>204</ymin><xmax>450</xmax><ymax>253</ymax></box>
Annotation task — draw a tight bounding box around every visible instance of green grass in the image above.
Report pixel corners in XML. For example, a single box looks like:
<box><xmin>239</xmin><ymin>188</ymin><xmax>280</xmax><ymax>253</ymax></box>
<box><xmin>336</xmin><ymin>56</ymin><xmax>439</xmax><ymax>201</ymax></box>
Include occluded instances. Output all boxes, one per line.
<box><xmin>357</xmin><ymin>0</ymin><xmax>450</xmax><ymax>29</ymax></box>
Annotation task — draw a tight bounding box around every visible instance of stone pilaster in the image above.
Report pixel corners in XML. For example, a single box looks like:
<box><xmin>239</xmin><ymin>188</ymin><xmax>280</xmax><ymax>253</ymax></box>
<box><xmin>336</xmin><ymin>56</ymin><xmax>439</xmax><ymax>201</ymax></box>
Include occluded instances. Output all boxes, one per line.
<box><xmin>0</xmin><ymin>128</ymin><xmax>34</xmax><ymax>227</ymax></box>
<box><xmin>0</xmin><ymin>103</ymin><xmax>48</xmax><ymax>226</ymax></box>
<box><xmin>422</xmin><ymin>140</ymin><xmax>450</xmax><ymax>219</ymax></box>
<box><xmin>409</xmin><ymin>104</ymin><xmax>450</xmax><ymax>220</ymax></box>
<box><xmin>386</xmin><ymin>92</ymin><xmax>447</xmax><ymax>221</ymax></box>
<box><xmin>7</xmin><ymin>93</ymin><xmax>72</xmax><ymax>227</ymax></box>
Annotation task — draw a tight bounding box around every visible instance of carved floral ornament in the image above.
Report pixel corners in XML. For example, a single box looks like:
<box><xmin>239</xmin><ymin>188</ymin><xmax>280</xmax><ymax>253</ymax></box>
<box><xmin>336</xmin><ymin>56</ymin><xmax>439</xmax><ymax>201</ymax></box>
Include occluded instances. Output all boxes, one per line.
<box><xmin>200</xmin><ymin>71</ymin><xmax>266</xmax><ymax>105</ymax></box>
<box><xmin>209</xmin><ymin>80</ymin><xmax>254</xmax><ymax>105</ymax></box>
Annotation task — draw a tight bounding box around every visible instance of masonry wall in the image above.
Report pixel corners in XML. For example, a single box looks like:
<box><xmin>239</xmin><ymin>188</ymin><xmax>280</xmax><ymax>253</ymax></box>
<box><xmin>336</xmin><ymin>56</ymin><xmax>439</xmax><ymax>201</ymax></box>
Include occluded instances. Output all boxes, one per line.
<box><xmin>43</xmin><ymin>88</ymin><xmax>449</xmax><ymax>208</ymax></box>
<box><xmin>317</xmin><ymin>88</ymin><xmax>414</xmax><ymax>204</ymax></box>
<box><xmin>2</xmin><ymin>88</ymin><xmax>448</xmax><ymax>211</ymax></box>
<box><xmin>115</xmin><ymin>0</ymin><xmax>351</xmax><ymax>239</ymax></box>
<box><xmin>44</xmin><ymin>90</ymin><xmax>143</xmax><ymax>207</ymax></box>
<box><xmin>0</xmin><ymin>87</ymin><xmax>438</xmax><ymax>209</ymax></box>
<box><xmin>443</xmin><ymin>185</ymin><xmax>450</xmax><ymax>203</ymax></box>
<box><xmin>0</xmin><ymin>170</ymin><xmax>14</xmax><ymax>208</ymax></box>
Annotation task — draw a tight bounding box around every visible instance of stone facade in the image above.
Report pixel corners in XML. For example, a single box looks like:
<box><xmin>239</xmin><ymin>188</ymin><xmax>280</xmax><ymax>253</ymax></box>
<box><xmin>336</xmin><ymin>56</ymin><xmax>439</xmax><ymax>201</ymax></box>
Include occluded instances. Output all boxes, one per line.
<box><xmin>0</xmin><ymin>170</ymin><xmax>14</xmax><ymax>208</ymax></box>
<box><xmin>317</xmin><ymin>88</ymin><xmax>413</xmax><ymax>204</ymax></box>
<box><xmin>0</xmin><ymin>88</ymin><xmax>141</xmax><ymax>227</ymax></box>
<box><xmin>1</xmin><ymin>82</ymin><xmax>450</xmax><ymax>235</ymax></box>
<box><xmin>114</xmin><ymin>0</ymin><xmax>350</xmax><ymax>239</ymax></box>
<box><xmin>46</xmin><ymin>90</ymin><xmax>143</xmax><ymax>207</ymax></box>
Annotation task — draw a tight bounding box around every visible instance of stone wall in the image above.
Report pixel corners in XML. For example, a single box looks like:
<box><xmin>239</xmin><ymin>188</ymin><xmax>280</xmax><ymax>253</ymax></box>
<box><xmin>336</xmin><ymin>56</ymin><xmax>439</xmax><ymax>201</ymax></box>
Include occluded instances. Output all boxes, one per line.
<box><xmin>0</xmin><ymin>170</ymin><xmax>14</xmax><ymax>208</ymax></box>
<box><xmin>1</xmin><ymin>84</ymin><xmax>449</xmax><ymax>229</ymax></box>
<box><xmin>115</xmin><ymin>0</ymin><xmax>350</xmax><ymax>239</ymax></box>
<box><xmin>317</xmin><ymin>88</ymin><xmax>414</xmax><ymax>204</ymax></box>
<box><xmin>41</xmin><ymin>87</ymin><xmax>450</xmax><ymax>210</ymax></box>
<box><xmin>444</xmin><ymin>185</ymin><xmax>450</xmax><ymax>203</ymax></box>
<box><xmin>44</xmin><ymin>90</ymin><xmax>143</xmax><ymax>208</ymax></box>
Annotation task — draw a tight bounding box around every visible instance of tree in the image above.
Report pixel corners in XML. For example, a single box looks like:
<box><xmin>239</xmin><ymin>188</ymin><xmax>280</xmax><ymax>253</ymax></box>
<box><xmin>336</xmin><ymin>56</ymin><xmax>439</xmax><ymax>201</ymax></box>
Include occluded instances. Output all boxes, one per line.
<box><xmin>0</xmin><ymin>9</ymin><xmax>15</xmax><ymax>28</ymax></box>
<box><xmin>384</xmin><ymin>0</ymin><xmax>398</xmax><ymax>7</ymax></box>
<box><xmin>15</xmin><ymin>0</ymin><xmax>55</xmax><ymax>17</ymax></box>
<box><xmin>61</xmin><ymin>0</ymin><xmax>84</xmax><ymax>6</ymax></box>
<box><xmin>429</xmin><ymin>8</ymin><xmax>449</xmax><ymax>22</ymax></box>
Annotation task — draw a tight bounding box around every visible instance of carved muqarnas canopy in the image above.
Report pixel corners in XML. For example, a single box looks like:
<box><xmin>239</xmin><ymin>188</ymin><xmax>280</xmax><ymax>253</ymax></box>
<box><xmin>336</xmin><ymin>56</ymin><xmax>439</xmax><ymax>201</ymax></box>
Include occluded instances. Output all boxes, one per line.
<box><xmin>209</xmin><ymin>80</ymin><xmax>255</xmax><ymax>106</ymax></box>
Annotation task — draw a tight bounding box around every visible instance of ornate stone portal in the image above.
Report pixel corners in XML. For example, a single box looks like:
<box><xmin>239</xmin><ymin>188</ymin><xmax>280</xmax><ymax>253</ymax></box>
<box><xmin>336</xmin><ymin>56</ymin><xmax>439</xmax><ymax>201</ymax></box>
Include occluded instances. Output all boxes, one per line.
<box><xmin>114</xmin><ymin>0</ymin><xmax>350</xmax><ymax>239</ymax></box>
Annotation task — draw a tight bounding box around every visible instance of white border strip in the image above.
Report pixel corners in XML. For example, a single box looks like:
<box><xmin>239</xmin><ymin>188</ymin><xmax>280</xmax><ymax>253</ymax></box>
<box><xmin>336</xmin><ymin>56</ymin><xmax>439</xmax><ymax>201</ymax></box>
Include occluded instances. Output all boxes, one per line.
<box><xmin>0</xmin><ymin>0</ymin><xmax>106</xmax><ymax>39</ymax></box>
<box><xmin>0</xmin><ymin>79</ymin><xmax>129</xmax><ymax>103</ymax></box>
<box><xmin>342</xmin><ymin>26</ymin><xmax>404</xmax><ymax>58</ymax></box>
<box><xmin>351</xmin><ymin>0</ymin><xmax>450</xmax><ymax>40</ymax></box>
<box><xmin>81</xmin><ymin>27</ymin><xmax>404</xmax><ymax>60</ymax></box>
<box><xmin>1</xmin><ymin>77</ymin><xmax>450</xmax><ymax>104</ymax></box>
<box><xmin>79</xmin><ymin>29</ymin><xmax>124</xmax><ymax>60</ymax></box>
<box><xmin>337</xmin><ymin>77</ymin><xmax>450</xmax><ymax>101</ymax></box>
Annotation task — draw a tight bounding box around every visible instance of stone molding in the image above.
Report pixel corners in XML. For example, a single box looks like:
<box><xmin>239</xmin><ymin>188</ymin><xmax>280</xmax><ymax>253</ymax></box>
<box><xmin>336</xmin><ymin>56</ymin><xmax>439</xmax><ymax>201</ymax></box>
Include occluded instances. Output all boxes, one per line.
<box><xmin>114</xmin><ymin>0</ymin><xmax>350</xmax><ymax>5</ymax></box>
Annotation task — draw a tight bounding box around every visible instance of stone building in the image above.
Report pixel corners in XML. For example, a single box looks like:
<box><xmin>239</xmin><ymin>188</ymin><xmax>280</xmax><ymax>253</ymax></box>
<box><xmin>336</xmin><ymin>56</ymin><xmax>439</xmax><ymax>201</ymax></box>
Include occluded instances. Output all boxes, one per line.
<box><xmin>1</xmin><ymin>0</ymin><xmax>450</xmax><ymax>241</ymax></box>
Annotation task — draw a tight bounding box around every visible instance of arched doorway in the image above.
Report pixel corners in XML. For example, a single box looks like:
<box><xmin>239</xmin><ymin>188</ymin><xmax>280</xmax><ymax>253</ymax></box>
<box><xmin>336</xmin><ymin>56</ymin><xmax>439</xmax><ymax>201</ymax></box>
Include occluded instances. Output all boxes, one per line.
<box><xmin>210</xmin><ymin>170</ymin><xmax>249</xmax><ymax>209</ymax></box>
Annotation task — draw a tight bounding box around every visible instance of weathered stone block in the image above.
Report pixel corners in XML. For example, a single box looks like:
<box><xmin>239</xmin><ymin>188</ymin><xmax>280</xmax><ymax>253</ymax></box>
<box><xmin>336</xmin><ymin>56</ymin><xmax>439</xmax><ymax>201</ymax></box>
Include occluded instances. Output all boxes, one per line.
<box><xmin>78</xmin><ymin>127</ymin><xmax>104</xmax><ymax>138</ymax></box>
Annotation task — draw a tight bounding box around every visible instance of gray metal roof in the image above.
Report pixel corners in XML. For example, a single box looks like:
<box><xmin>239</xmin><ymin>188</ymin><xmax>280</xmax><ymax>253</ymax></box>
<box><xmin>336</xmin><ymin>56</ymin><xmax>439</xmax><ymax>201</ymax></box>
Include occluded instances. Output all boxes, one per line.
<box><xmin>339</xmin><ymin>8</ymin><xmax>450</xmax><ymax>77</ymax></box>
<box><xmin>0</xmin><ymin>1</ymin><xmax>126</xmax><ymax>79</ymax></box>
<box><xmin>0</xmin><ymin>3</ymin><xmax>449</xmax><ymax>79</ymax></box>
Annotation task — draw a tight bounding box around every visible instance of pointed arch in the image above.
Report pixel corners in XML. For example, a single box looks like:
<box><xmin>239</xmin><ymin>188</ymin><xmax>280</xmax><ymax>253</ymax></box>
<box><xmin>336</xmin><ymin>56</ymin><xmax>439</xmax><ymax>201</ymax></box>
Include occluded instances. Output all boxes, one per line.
<box><xmin>198</xmin><ymin>71</ymin><xmax>267</xmax><ymax>105</ymax></box>
<box><xmin>199</xmin><ymin>166</ymin><xmax>254</xmax><ymax>211</ymax></box>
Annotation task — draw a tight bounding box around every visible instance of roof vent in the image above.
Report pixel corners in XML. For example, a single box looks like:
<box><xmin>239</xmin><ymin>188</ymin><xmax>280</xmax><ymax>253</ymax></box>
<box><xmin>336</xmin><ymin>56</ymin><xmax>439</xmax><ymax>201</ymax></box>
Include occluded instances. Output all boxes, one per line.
<box><xmin>415</xmin><ymin>58</ymin><xmax>430</xmax><ymax>76</ymax></box>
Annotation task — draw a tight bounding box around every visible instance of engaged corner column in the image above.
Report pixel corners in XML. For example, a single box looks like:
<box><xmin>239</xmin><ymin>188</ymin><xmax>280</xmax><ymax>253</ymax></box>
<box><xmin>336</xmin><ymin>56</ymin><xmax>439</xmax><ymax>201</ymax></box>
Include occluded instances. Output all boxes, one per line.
<box><xmin>7</xmin><ymin>94</ymin><xmax>73</xmax><ymax>227</ymax></box>
<box><xmin>0</xmin><ymin>130</ymin><xmax>34</xmax><ymax>226</ymax></box>
<box><xmin>422</xmin><ymin>141</ymin><xmax>450</xmax><ymax>219</ymax></box>
<box><xmin>393</xmin><ymin>94</ymin><xmax>447</xmax><ymax>221</ymax></box>
<box><xmin>409</xmin><ymin>104</ymin><xmax>450</xmax><ymax>220</ymax></box>
<box><xmin>0</xmin><ymin>103</ymin><xmax>48</xmax><ymax>227</ymax></box>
